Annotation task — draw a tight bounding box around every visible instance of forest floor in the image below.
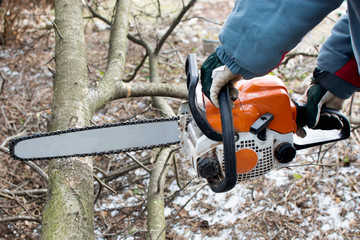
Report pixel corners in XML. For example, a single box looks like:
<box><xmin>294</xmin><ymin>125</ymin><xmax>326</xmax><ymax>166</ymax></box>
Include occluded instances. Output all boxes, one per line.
<box><xmin>0</xmin><ymin>1</ymin><xmax>359</xmax><ymax>239</ymax></box>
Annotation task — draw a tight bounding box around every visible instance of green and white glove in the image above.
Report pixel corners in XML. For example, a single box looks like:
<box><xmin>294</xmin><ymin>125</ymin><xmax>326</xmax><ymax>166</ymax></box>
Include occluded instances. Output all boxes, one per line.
<box><xmin>300</xmin><ymin>83</ymin><xmax>345</xmax><ymax>130</ymax></box>
<box><xmin>201</xmin><ymin>52</ymin><xmax>242</xmax><ymax>108</ymax></box>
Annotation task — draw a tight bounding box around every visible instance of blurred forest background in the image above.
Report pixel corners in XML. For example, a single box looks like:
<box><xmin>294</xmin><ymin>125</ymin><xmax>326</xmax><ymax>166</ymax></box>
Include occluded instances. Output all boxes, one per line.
<box><xmin>0</xmin><ymin>0</ymin><xmax>359</xmax><ymax>239</ymax></box>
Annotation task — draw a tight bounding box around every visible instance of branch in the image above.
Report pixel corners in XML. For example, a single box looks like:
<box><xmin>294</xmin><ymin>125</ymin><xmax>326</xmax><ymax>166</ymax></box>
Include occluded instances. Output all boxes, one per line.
<box><xmin>88</xmin><ymin>0</ymin><xmax>131</xmax><ymax>114</ymax></box>
<box><xmin>86</xmin><ymin>3</ymin><xmax>111</xmax><ymax>25</ymax></box>
<box><xmin>94</xmin><ymin>174</ymin><xmax>117</xmax><ymax>195</ymax></box>
<box><xmin>126</xmin><ymin>82</ymin><xmax>187</xmax><ymax>99</ymax></box>
<box><xmin>24</xmin><ymin>161</ymin><xmax>49</xmax><ymax>184</ymax></box>
<box><xmin>124</xmin><ymin>52</ymin><xmax>148</xmax><ymax>82</ymax></box>
<box><xmin>102</xmin><ymin>156</ymin><xmax>152</xmax><ymax>183</ymax></box>
<box><xmin>156</xmin><ymin>184</ymin><xmax>207</xmax><ymax>240</ymax></box>
<box><xmin>90</xmin><ymin>81</ymin><xmax>187</xmax><ymax>115</ymax></box>
<box><xmin>3</xmin><ymin>189</ymin><xmax>47</xmax><ymax>196</ymax></box>
<box><xmin>0</xmin><ymin>215</ymin><xmax>41</xmax><ymax>223</ymax></box>
<box><xmin>104</xmin><ymin>0</ymin><xmax>131</xmax><ymax>77</ymax></box>
<box><xmin>157</xmin><ymin>147</ymin><xmax>180</xmax><ymax>193</ymax></box>
<box><xmin>126</xmin><ymin>153</ymin><xmax>151</xmax><ymax>173</ymax></box>
<box><xmin>127</xmin><ymin>33</ymin><xmax>153</xmax><ymax>53</ymax></box>
<box><xmin>1</xmin><ymin>130</ymin><xmax>27</xmax><ymax>149</ymax></box>
<box><xmin>154</xmin><ymin>0</ymin><xmax>197</xmax><ymax>55</ymax></box>
<box><xmin>281</xmin><ymin>52</ymin><xmax>318</xmax><ymax>66</ymax></box>
<box><xmin>147</xmin><ymin>148</ymin><xmax>173</xmax><ymax>240</ymax></box>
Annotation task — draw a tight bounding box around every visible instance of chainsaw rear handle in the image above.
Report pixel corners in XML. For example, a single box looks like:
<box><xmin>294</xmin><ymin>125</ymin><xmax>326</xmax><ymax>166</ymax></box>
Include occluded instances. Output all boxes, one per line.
<box><xmin>294</xmin><ymin>102</ymin><xmax>350</xmax><ymax>150</ymax></box>
<box><xmin>186</xmin><ymin>54</ymin><xmax>237</xmax><ymax>193</ymax></box>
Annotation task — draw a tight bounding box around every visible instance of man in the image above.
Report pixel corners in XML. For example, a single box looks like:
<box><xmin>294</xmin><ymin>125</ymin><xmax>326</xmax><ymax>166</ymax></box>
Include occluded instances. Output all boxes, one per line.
<box><xmin>201</xmin><ymin>0</ymin><xmax>360</xmax><ymax>129</ymax></box>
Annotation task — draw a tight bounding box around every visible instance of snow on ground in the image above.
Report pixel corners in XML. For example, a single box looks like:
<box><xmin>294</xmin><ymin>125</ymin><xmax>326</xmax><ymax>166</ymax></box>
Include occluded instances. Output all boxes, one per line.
<box><xmin>158</xmin><ymin>145</ymin><xmax>360</xmax><ymax>239</ymax></box>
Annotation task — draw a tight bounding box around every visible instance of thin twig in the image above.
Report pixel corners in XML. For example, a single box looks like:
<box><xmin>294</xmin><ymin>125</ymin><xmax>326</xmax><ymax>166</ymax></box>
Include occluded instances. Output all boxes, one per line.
<box><xmin>51</xmin><ymin>20</ymin><xmax>64</xmax><ymax>40</ymax></box>
<box><xmin>156</xmin><ymin>183</ymin><xmax>206</xmax><ymax>240</ymax></box>
<box><xmin>165</xmin><ymin>178</ymin><xmax>194</xmax><ymax>206</ymax></box>
<box><xmin>157</xmin><ymin>147</ymin><xmax>180</xmax><ymax>194</ymax></box>
<box><xmin>24</xmin><ymin>161</ymin><xmax>49</xmax><ymax>184</ymax></box>
<box><xmin>154</xmin><ymin>0</ymin><xmax>197</xmax><ymax>55</ymax></box>
<box><xmin>3</xmin><ymin>189</ymin><xmax>47</xmax><ymax>197</ymax></box>
<box><xmin>0</xmin><ymin>146</ymin><xmax>9</xmax><ymax>154</ymax></box>
<box><xmin>0</xmin><ymin>72</ymin><xmax>5</xmax><ymax>94</ymax></box>
<box><xmin>281</xmin><ymin>52</ymin><xmax>318</xmax><ymax>66</ymax></box>
<box><xmin>0</xmin><ymin>215</ymin><xmax>41</xmax><ymax>223</ymax></box>
<box><xmin>285</xmin><ymin>163</ymin><xmax>337</xmax><ymax>168</ymax></box>
<box><xmin>125</xmin><ymin>153</ymin><xmax>151</xmax><ymax>173</ymax></box>
<box><xmin>343</xmin><ymin>173</ymin><xmax>360</xmax><ymax>194</ymax></box>
<box><xmin>172</xmin><ymin>154</ymin><xmax>182</xmax><ymax>189</ymax></box>
<box><xmin>94</xmin><ymin>174</ymin><xmax>117</xmax><ymax>195</ymax></box>
<box><xmin>124</xmin><ymin>53</ymin><xmax>148</xmax><ymax>82</ymax></box>
<box><xmin>94</xmin><ymin>183</ymin><xmax>103</xmax><ymax>204</ymax></box>
<box><xmin>1</xmin><ymin>130</ymin><xmax>27</xmax><ymax>148</ymax></box>
<box><xmin>86</xmin><ymin>3</ymin><xmax>111</xmax><ymax>25</ymax></box>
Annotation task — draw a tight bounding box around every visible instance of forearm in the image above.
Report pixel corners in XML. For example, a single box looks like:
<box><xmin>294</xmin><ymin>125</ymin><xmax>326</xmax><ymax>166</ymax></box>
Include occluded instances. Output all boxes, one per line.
<box><xmin>218</xmin><ymin>0</ymin><xmax>343</xmax><ymax>78</ymax></box>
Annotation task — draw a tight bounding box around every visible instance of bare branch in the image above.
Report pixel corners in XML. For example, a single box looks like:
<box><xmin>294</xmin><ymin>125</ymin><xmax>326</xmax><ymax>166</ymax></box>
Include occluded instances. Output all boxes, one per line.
<box><xmin>3</xmin><ymin>189</ymin><xmax>47</xmax><ymax>197</ymax></box>
<box><xmin>126</xmin><ymin>153</ymin><xmax>151</xmax><ymax>173</ymax></box>
<box><xmin>124</xmin><ymin>52</ymin><xmax>148</xmax><ymax>82</ymax></box>
<box><xmin>105</xmin><ymin>0</ymin><xmax>131</xmax><ymax>77</ymax></box>
<box><xmin>0</xmin><ymin>215</ymin><xmax>42</xmax><ymax>224</ymax></box>
<box><xmin>1</xmin><ymin>131</ymin><xmax>27</xmax><ymax>150</ymax></box>
<box><xmin>0</xmin><ymin>72</ymin><xmax>4</xmax><ymax>94</ymax></box>
<box><xmin>0</xmin><ymin>146</ymin><xmax>9</xmax><ymax>154</ymax></box>
<box><xmin>24</xmin><ymin>161</ymin><xmax>49</xmax><ymax>184</ymax></box>
<box><xmin>154</xmin><ymin>0</ymin><xmax>197</xmax><ymax>55</ymax></box>
<box><xmin>157</xmin><ymin>147</ymin><xmax>180</xmax><ymax>193</ymax></box>
<box><xmin>156</xmin><ymin>184</ymin><xmax>207</xmax><ymax>240</ymax></box>
<box><xmin>94</xmin><ymin>174</ymin><xmax>117</xmax><ymax>195</ymax></box>
<box><xmin>281</xmin><ymin>52</ymin><xmax>318</xmax><ymax>66</ymax></box>
<box><xmin>127</xmin><ymin>82</ymin><xmax>187</xmax><ymax>99</ymax></box>
<box><xmin>51</xmin><ymin>20</ymin><xmax>64</xmax><ymax>40</ymax></box>
<box><xmin>86</xmin><ymin>3</ymin><xmax>111</xmax><ymax>25</ymax></box>
<box><xmin>102</xmin><ymin>156</ymin><xmax>152</xmax><ymax>183</ymax></box>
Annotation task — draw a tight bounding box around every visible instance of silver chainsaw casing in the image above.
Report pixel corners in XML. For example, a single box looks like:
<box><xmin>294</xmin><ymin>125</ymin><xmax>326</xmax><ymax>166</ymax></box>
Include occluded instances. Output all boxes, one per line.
<box><xmin>178</xmin><ymin>99</ymin><xmax>294</xmax><ymax>183</ymax></box>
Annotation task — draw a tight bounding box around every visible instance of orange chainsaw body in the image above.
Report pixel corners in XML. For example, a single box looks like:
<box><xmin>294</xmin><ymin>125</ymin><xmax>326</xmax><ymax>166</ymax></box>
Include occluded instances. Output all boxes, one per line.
<box><xmin>204</xmin><ymin>75</ymin><xmax>297</xmax><ymax>135</ymax></box>
<box><xmin>204</xmin><ymin>75</ymin><xmax>298</xmax><ymax>175</ymax></box>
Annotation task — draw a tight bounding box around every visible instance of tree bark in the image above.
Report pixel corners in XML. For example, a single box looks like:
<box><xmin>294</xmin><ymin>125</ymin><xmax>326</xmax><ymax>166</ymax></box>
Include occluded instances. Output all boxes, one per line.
<box><xmin>147</xmin><ymin>148</ymin><xmax>174</xmax><ymax>240</ymax></box>
<box><xmin>41</xmin><ymin>0</ymin><xmax>94</xmax><ymax>239</ymax></box>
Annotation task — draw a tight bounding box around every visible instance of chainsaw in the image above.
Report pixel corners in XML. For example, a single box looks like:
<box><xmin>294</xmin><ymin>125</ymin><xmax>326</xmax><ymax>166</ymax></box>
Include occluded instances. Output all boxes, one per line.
<box><xmin>9</xmin><ymin>54</ymin><xmax>350</xmax><ymax>193</ymax></box>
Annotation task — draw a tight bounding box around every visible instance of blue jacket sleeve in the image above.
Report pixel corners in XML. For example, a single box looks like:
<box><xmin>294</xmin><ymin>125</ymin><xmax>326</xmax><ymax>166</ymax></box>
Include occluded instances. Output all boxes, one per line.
<box><xmin>315</xmin><ymin>13</ymin><xmax>360</xmax><ymax>99</ymax></box>
<box><xmin>314</xmin><ymin>0</ymin><xmax>360</xmax><ymax>99</ymax></box>
<box><xmin>216</xmin><ymin>0</ymin><xmax>343</xmax><ymax>79</ymax></box>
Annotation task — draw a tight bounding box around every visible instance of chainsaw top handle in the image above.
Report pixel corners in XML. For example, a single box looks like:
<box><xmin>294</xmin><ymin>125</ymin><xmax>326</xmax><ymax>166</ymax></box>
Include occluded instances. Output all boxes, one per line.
<box><xmin>186</xmin><ymin>54</ymin><xmax>237</xmax><ymax>193</ymax></box>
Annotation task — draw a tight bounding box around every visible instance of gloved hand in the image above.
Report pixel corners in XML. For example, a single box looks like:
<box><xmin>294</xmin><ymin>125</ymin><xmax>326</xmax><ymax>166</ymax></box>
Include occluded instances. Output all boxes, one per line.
<box><xmin>201</xmin><ymin>52</ymin><xmax>242</xmax><ymax>108</ymax></box>
<box><xmin>299</xmin><ymin>83</ymin><xmax>345</xmax><ymax>130</ymax></box>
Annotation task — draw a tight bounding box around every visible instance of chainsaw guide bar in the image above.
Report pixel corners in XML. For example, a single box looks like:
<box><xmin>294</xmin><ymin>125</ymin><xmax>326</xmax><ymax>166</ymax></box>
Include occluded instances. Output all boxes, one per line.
<box><xmin>9</xmin><ymin>116</ymin><xmax>180</xmax><ymax>161</ymax></box>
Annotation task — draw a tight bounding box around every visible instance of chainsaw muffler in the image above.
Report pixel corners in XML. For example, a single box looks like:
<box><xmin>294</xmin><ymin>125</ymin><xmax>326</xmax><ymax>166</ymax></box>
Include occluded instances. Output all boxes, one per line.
<box><xmin>181</xmin><ymin>54</ymin><xmax>350</xmax><ymax>193</ymax></box>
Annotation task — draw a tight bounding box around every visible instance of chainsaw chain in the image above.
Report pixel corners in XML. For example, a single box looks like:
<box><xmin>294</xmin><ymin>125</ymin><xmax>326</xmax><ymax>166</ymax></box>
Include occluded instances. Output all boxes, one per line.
<box><xmin>9</xmin><ymin>116</ymin><xmax>180</xmax><ymax>161</ymax></box>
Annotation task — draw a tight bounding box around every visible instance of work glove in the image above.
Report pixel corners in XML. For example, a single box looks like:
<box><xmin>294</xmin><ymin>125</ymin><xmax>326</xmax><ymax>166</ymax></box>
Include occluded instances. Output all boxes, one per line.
<box><xmin>201</xmin><ymin>52</ymin><xmax>242</xmax><ymax>108</ymax></box>
<box><xmin>298</xmin><ymin>83</ymin><xmax>345</xmax><ymax>132</ymax></box>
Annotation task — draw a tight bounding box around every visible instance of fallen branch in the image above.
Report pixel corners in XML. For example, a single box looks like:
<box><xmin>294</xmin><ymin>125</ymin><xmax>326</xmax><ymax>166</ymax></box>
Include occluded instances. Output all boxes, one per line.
<box><xmin>3</xmin><ymin>188</ymin><xmax>47</xmax><ymax>197</ymax></box>
<box><xmin>156</xmin><ymin>184</ymin><xmax>207</xmax><ymax>240</ymax></box>
<box><xmin>126</xmin><ymin>152</ymin><xmax>151</xmax><ymax>173</ymax></box>
<box><xmin>24</xmin><ymin>161</ymin><xmax>49</xmax><ymax>184</ymax></box>
<box><xmin>0</xmin><ymin>215</ymin><xmax>41</xmax><ymax>223</ymax></box>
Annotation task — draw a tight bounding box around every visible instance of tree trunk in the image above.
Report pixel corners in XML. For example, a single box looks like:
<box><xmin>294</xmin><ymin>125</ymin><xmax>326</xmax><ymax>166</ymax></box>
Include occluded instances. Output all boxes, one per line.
<box><xmin>41</xmin><ymin>0</ymin><xmax>94</xmax><ymax>239</ymax></box>
<box><xmin>147</xmin><ymin>148</ymin><xmax>173</xmax><ymax>240</ymax></box>
<box><xmin>146</xmin><ymin>47</ymin><xmax>176</xmax><ymax>240</ymax></box>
